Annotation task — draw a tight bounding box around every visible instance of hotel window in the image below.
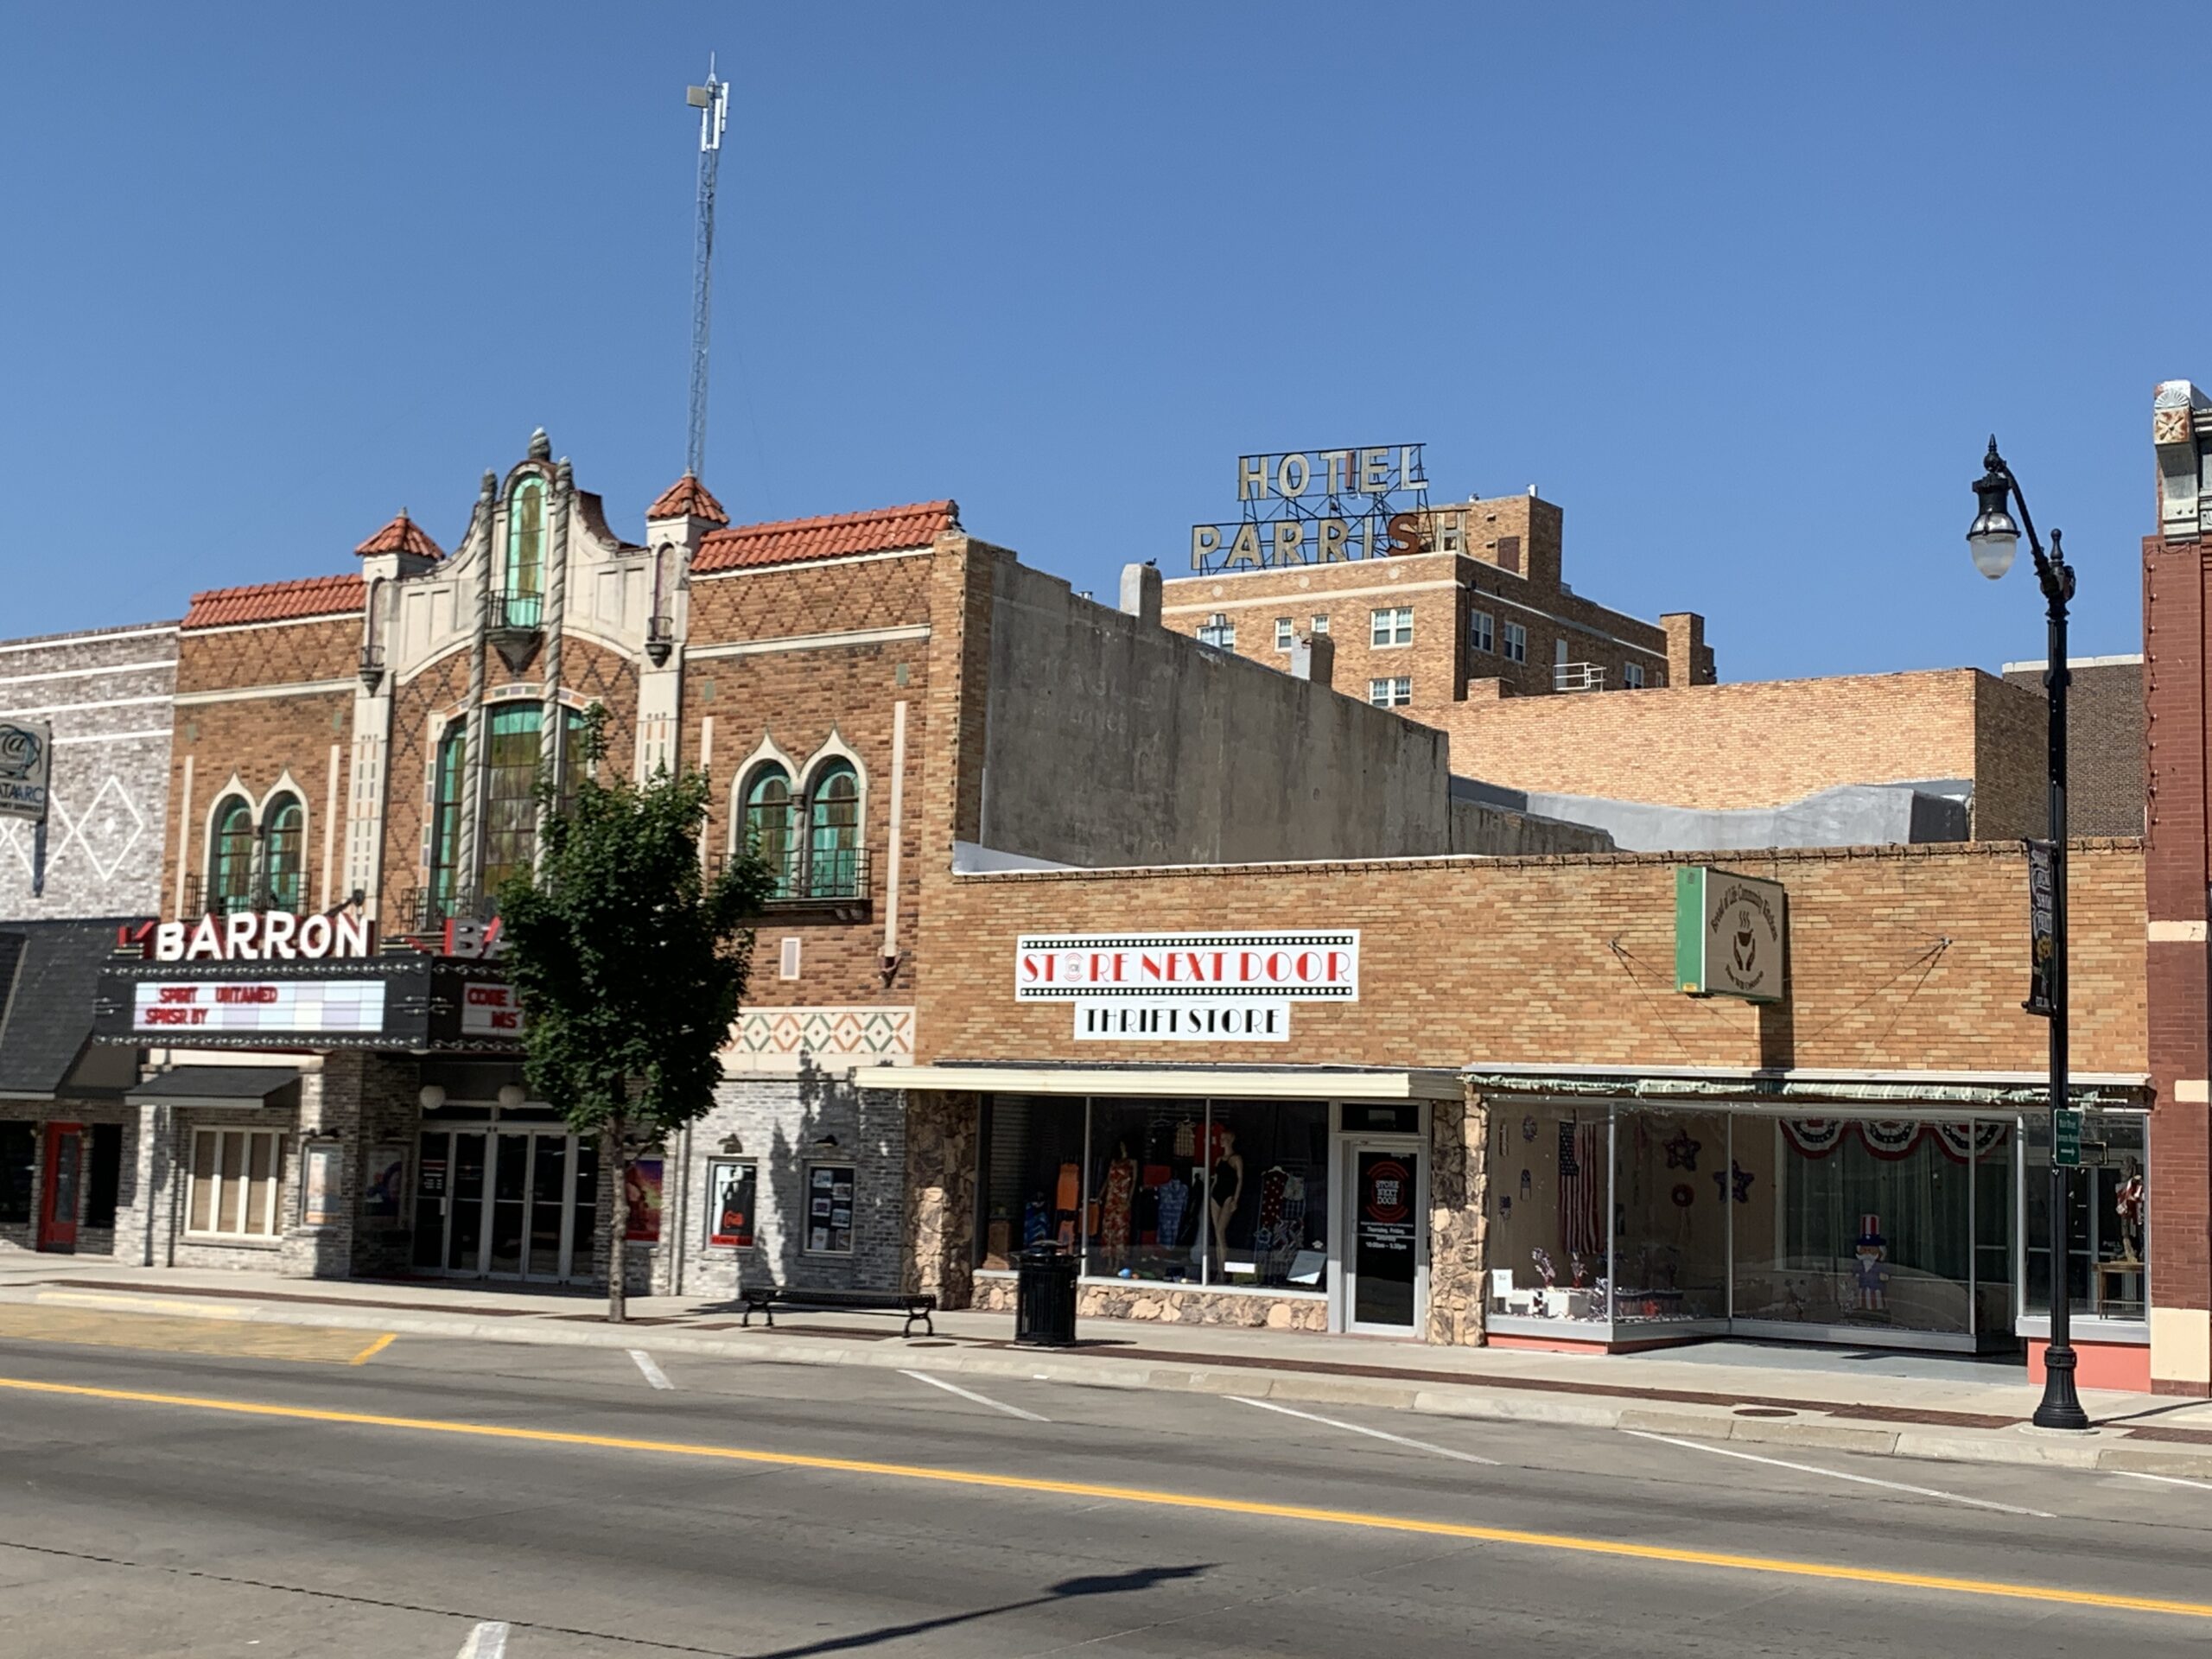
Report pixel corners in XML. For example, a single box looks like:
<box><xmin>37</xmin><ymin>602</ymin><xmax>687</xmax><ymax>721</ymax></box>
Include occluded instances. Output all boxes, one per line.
<box><xmin>1503</xmin><ymin>621</ymin><xmax>1528</xmax><ymax>664</ymax></box>
<box><xmin>1274</xmin><ymin>617</ymin><xmax>1294</xmax><ymax>652</ymax></box>
<box><xmin>188</xmin><ymin>1130</ymin><xmax>284</xmax><ymax>1238</ymax></box>
<box><xmin>207</xmin><ymin>798</ymin><xmax>256</xmax><ymax>914</ymax></box>
<box><xmin>262</xmin><ymin>793</ymin><xmax>305</xmax><ymax>913</ymax></box>
<box><xmin>1198</xmin><ymin>613</ymin><xmax>1235</xmax><ymax>649</ymax></box>
<box><xmin>504</xmin><ymin>475</ymin><xmax>546</xmax><ymax>626</ymax></box>
<box><xmin>1311</xmin><ymin>614</ymin><xmax>1329</xmax><ymax>634</ymax></box>
<box><xmin>1469</xmin><ymin>608</ymin><xmax>1494</xmax><ymax>653</ymax></box>
<box><xmin>1368</xmin><ymin>677</ymin><xmax>1412</xmax><ymax>708</ymax></box>
<box><xmin>741</xmin><ymin>764</ymin><xmax>796</xmax><ymax>893</ymax></box>
<box><xmin>1370</xmin><ymin>606</ymin><xmax>1414</xmax><ymax>647</ymax></box>
<box><xmin>804</xmin><ymin>1162</ymin><xmax>856</xmax><ymax>1255</ymax></box>
<box><xmin>1624</xmin><ymin>662</ymin><xmax>1646</xmax><ymax>690</ymax></box>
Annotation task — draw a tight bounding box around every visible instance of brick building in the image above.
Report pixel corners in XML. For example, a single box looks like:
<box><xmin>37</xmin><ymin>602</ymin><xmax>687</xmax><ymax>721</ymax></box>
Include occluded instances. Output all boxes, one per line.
<box><xmin>2001</xmin><ymin>653</ymin><xmax>2145</xmax><ymax>839</ymax></box>
<box><xmin>0</xmin><ymin>621</ymin><xmax>175</xmax><ymax>1262</ymax></box>
<box><xmin>2141</xmin><ymin>378</ymin><xmax>2212</xmax><ymax>1395</ymax></box>
<box><xmin>40</xmin><ymin>430</ymin><xmax>2161</xmax><ymax>1382</ymax></box>
<box><xmin>1163</xmin><ymin>489</ymin><xmax>1715</xmax><ymax>713</ymax></box>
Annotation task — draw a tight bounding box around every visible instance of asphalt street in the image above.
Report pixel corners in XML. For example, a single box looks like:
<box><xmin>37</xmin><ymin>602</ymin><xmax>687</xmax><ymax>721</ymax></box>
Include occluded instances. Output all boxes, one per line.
<box><xmin>3</xmin><ymin>1314</ymin><xmax>2209</xmax><ymax>1657</ymax></box>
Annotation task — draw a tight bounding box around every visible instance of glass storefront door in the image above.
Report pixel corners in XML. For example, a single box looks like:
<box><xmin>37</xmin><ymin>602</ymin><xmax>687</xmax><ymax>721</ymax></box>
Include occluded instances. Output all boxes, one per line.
<box><xmin>1344</xmin><ymin>1141</ymin><xmax>1425</xmax><ymax>1333</ymax></box>
<box><xmin>412</xmin><ymin>1126</ymin><xmax>593</xmax><ymax>1283</ymax></box>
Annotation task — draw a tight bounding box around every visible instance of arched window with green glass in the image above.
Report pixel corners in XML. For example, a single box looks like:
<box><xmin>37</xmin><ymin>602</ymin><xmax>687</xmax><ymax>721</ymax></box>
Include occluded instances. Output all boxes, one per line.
<box><xmin>207</xmin><ymin>798</ymin><xmax>255</xmax><ymax>915</ymax></box>
<box><xmin>504</xmin><ymin>475</ymin><xmax>546</xmax><ymax>627</ymax></box>
<box><xmin>805</xmin><ymin>760</ymin><xmax>861</xmax><ymax>899</ymax></box>
<box><xmin>480</xmin><ymin>704</ymin><xmax>543</xmax><ymax>899</ymax></box>
<box><xmin>430</xmin><ymin>722</ymin><xmax>467</xmax><ymax>918</ymax></box>
<box><xmin>741</xmin><ymin>764</ymin><xmax>795</xmax><ymax>895</ymax></box>
<box><xmin>262</xmin><ymin>793</ymin><xmax>305</xmax><ymax>914</ymax></box>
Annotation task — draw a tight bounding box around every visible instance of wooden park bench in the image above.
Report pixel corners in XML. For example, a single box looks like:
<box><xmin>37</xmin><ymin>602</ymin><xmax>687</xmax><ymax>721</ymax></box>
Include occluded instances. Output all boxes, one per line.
<box><xmin>737</xmin><ymin>1285</ymin><xmax>938</xmax><ymax>1338</ymax></box>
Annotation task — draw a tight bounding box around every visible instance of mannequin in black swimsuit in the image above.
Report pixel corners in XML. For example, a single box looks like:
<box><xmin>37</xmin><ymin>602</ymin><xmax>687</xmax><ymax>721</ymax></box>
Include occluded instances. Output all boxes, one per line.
<box><xmin>1209</xmin><ymin>1129</ymin><xmax>1244</xmax><ymax>1268</ymax></box>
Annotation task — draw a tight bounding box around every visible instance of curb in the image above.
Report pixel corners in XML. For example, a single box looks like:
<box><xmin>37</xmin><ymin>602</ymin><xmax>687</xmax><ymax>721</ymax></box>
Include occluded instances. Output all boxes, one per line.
<box><xmin>12</xmin><ymin>1284</ymin><xmax>2212</xmax><ymax>1481</ymax></box>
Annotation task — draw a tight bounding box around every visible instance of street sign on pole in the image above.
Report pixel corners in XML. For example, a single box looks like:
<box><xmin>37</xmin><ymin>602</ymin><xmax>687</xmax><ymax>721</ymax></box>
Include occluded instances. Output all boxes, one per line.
<box><xmin>2054</xmin><ymin>1107</ymin><xmax>2083</xmax><ymax>1168</ymax></box>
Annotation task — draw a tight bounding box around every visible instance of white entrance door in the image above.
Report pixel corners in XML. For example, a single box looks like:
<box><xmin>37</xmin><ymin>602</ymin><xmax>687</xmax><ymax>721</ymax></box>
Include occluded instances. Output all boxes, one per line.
<box><xmin>1340</xmin><ymin>1139</ymin><xmax>1427</xmax><ymax>1336</ymax></box>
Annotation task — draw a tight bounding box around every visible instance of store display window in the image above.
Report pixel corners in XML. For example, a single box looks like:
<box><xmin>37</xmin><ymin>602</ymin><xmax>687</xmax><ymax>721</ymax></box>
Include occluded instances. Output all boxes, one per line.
<box><xmin>1485</xmin><ymin>1103</ymin><xmax>1612</xmax><ymax>1328</ymax></box>
<box><xmin>975</xmin><ymin>1095</ymin><xmax>1328</xmax><ymax>1292</ymax></box>
<box><xmin>1611</xmin><ymin>1108</ymin><xmax>1728</xmax><ymax>1328</ymax></box>
<box><xmin>2024</xmin><ymin>1111</ymin><xmax>2147</xmax><ymax>1324</ymax></box>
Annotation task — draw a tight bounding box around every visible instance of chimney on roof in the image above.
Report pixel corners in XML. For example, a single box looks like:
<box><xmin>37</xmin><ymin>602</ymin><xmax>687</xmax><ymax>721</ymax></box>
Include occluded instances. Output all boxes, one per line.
<box><xmin>1289</xmin><ymin>630</ymin><xmax>1334</xmax><ymax>690</ymax></box>
<box><xmin>1118</xmin><ymin>561</ymin><xmax>1162</xmax><ymax>626</ymax></box>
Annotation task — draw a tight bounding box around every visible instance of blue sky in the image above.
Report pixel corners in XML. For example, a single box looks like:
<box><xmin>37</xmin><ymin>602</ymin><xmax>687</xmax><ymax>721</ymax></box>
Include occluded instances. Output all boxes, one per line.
<box><xmin>1</xmin><ymin>4</ymin><xmax>2191</xmax><ymax>677</ymax></box>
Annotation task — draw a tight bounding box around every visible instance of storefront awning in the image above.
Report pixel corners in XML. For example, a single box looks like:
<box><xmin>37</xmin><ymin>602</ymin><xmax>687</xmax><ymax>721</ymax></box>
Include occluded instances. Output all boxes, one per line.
<box><xmin>0</xmin><ymin>918</ymin><xmax>129</xmax><ymax>1099</ymax></box>
<box><xmin>125</xmin><ymin>1066</ymin><xmax>302</xmax><ymax>1108</ymax></box>
<box><xmin>1463</xmin><ymin>1063</ymin><xmax>2152</xmax><ymax>1109</ymax></box>
<box><xmin>856</xmin><ymin>1065</ymin><xmax>1462</xmax><ymax>1101</ymax></box>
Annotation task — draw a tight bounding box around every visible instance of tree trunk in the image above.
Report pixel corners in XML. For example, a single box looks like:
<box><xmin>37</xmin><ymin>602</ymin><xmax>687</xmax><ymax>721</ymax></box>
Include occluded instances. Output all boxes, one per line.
<box><xmin>606</xmin><ymin>1123</ymin><xmax>627</xmax><ymax>1325</ymax></box>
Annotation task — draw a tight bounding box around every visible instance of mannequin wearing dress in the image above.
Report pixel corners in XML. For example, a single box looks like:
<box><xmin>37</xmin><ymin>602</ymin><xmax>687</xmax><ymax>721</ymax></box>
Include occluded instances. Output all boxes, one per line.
<box><xmin>1209</xmin><ymin>1129</ymin><xmax>1244</xmax><ymax>1270</ymax></box>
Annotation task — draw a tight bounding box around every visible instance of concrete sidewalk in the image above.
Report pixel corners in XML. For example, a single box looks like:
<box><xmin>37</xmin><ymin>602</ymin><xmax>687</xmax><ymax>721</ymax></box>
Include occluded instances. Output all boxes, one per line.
<box><xmin>7</xmin><ymin>1255</ymin><xmax>2210</xmax><ymax>1478</ymax></box>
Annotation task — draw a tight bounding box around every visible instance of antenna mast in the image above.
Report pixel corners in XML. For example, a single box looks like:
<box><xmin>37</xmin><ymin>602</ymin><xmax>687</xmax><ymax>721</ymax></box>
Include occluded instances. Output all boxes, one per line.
<box><xmin>683</xmin><ymin>61</ymin><xmax>729</xmax><ymax>480</ymax></box>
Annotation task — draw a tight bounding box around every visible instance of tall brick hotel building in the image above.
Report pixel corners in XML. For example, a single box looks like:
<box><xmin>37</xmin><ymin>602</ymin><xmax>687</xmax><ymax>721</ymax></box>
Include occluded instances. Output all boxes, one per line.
<box><xmin>0</xmin><ymin>426</ymin><xmax>2195</xmax><ymax>1391</ymax></box>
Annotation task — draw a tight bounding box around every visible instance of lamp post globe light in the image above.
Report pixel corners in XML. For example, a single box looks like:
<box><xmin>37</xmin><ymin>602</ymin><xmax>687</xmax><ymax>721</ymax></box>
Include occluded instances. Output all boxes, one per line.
<box><xmin>1967</xmin><ymin>435</ymin><xmax>2089</xmax><ymax>1432</ymax></box>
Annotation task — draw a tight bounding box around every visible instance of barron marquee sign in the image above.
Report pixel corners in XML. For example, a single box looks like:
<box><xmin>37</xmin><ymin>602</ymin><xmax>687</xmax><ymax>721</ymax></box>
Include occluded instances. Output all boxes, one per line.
<box><xmin>1016</xmin><ymin>931</ymin><xmax>1359</xmax><ymax>1042</ymax></box>
<box><xmin>1190</xmin><ymin>445</ymin><xmax>1431</xmax><ymax>573</ymax></box>
<box><xmin>120</xmin><ymin>908</ymin><xmax>378</xmax><ymax>963</ymax></box>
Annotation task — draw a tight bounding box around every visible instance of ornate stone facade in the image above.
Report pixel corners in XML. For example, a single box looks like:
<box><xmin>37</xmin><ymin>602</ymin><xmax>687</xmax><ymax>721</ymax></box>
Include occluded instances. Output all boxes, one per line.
<box><xmin>900</xmin><ymin>1090</ymin><xmax>976</xmax><ymax>1307</ymax></box>
<box><xmin>1427</xmin><ymin>1090</ymin><xmax>1489</xmax><ymax>1346</ymax></box>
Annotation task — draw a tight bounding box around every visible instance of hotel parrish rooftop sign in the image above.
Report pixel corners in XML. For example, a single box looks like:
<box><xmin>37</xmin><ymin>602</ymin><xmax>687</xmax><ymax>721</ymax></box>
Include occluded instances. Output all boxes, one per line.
<box><xmin>1017</xmin><ymin>931</ymin><xmax>1360</xmax><ymax>1042</ymax></box>
<box><xmin>1190</xmin><ymin>445</ymin><xmax>1430</xmax><ymax>572</ymax></box>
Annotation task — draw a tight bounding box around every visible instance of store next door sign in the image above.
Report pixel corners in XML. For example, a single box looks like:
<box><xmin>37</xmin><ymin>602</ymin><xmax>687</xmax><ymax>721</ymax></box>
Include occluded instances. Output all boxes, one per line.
<box><xmin>1015</xmin><ymin>931</ymin><xmax>1359</xmax><ymax>1042</ymax></box>
<box><xmin>1675</xmin><ymin>867</ymin><xmax>1786</xmax><ymax>1004</ymax></box>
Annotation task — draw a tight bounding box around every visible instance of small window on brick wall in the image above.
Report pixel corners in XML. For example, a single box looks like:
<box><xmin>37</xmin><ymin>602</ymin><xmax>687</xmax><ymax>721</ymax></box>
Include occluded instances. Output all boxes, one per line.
<box><xmin>1470</xmin><ymin>609</ymin><xmax>1494</xmax><ymax>653</ymax></box>
<box><xmin>188</xmin><ymin>1129</ymin><xmax>284</xmax><ymax>1238</ymax></box>
<box><xmin>1368</xmin><ymin>677</ymin><xmax>1413</xmax><ymax>708</ymax></box>
<box><xmin>1503</xmin><ymin>622</ymin><xmax>1528</xmax><ymax>664</ymax></box>
<box><xmin>1624</xmin><ymin>662</ymin><xmax>1646</xmax><ymax>690</ymax></box>
<box><xmin>1198</xmin><ymin>613</ymin><xmax>1235</xmax><ymax>648</ymax></box>
<box><xmin>1274</xmin><ymin>617</ymin><xmax>1294</xmax><ymax>651</ymax></box>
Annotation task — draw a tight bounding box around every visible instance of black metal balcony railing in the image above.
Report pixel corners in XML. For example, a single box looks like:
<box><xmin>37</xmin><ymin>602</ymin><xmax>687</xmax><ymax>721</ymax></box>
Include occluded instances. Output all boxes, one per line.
<box><xmin>181</xmin><ymin>874</ymin><xmax>311</xmax><ymax>920</ymax></box>
<box><xmin>493</xmin><ymin>592</ymin><xmax>543</xmax><ymax>631</ymax></box>
<box><xmin>709</xmin><ymin>846</ymin><xmax>872</xmax><ymax>913</ymax></box>
<box><xmin>397</xmin><ymin>884</ymin><xmax>497</xmax><ymax>938</ymax></box>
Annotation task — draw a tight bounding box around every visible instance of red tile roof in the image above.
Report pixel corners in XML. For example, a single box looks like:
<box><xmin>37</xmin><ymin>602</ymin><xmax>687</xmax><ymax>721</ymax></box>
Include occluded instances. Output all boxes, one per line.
<box><xmin>693</xmin><ymin>500</ymin><xmax>959</xmax><ymax>574</ymax></box>
<box><xmin>646</xmin><ymin>474</ymin><xmax>730</xmax><ymax>525</ymax></box>
<box><xmin>353</xmin><ymin>510</ymin><xmax>445</xmax><ymax>560</ymax></box>
<box><xmin>183</xmin><ymin>573</ymin><xmax>366</xmax><ymax>630</ymax></box>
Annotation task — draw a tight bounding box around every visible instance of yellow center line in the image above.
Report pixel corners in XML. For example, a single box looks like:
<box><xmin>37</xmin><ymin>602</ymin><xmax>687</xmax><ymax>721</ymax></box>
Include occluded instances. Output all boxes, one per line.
<box><xmin>347</xmin><ymin>1333</ymin><xmax>397</xmax><ymax>1367</ymax></box>
<box><xmin>1</xmin><ymin>1373</ymin><xmax>2203</xmax><ymax>1622</ymax></box>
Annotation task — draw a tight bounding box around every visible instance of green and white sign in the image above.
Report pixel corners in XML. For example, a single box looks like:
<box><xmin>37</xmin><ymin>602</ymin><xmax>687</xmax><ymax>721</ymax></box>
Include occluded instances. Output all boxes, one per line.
<box><xmin>2054</xmin><ymin>1107</ymin><xmax>2083</xmax><ymax>1168</ymax></box>
<box><xmin>1675</xmin><ymin>866</ymin><xmax>1787</xmax><ymax>1004</ymax></box>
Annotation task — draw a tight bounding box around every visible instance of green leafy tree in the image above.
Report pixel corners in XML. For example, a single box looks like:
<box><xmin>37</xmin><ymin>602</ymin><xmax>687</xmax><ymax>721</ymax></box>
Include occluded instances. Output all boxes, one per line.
<box><xmin>496</xmin><ymin>708</ymin><xmax>773</xmax><ymax>1322</ymax></box>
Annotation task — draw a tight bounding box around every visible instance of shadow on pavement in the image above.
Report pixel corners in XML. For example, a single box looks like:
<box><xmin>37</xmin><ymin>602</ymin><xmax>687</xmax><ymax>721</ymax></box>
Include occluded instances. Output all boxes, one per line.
<box><xmin>740</xmin><ymin>1563</ymin><xmax>1215</xmax><ymax>1657</ymax></box>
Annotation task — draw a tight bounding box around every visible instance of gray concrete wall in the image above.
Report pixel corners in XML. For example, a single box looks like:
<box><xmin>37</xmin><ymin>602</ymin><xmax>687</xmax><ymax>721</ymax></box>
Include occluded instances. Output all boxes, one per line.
<box><xmin>1452</xmin><ymin>777</ymin><xmax>1971</xmax><ymax>854</ymax></box>
<box><xmin>978</xmin><ymin>561</ymin><xmax>1452</xmax><ymax>867</ymax></box>
<box><xmin>1446</xmin><ymin>791</ymin><xmax>1617</xmax><ymax>855</ymax></box>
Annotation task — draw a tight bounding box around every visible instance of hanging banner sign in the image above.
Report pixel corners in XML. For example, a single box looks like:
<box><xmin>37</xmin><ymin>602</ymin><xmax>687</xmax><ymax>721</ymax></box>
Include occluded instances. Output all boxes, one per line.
<box><xmin>0</xmin><ymin>720</ymin><xmax>52</xmax><ymax>824</ymax></box>
<box><xmin>1675</xmin><ymin>867</ymin><xmax>1786</xmax><ymax>1003</ymax></box>
<box><xmin>2024</xmin><ymin>838</ymin><xmax>2056</xmax><ymax>1018</ymax></box>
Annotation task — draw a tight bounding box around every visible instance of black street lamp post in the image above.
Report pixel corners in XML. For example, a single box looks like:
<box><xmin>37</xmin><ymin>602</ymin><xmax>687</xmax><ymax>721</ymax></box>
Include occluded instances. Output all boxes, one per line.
<box><xmin>1967</xmin><ymin>436</ymin><xmax>2089</xmax><ymax>1432</ymax></box>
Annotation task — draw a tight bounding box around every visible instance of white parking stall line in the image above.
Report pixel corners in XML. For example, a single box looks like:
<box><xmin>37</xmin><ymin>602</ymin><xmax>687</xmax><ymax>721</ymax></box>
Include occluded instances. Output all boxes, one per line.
<box><xmin>2107</xmin><ymin>1467</ymin><xmax>2212</xmax><ymax>1493</ymax></box>
<box><xmin>1228</xmin><ymin>1395</ymin><xmax>1501</xmax><ymax>1465</ymax></box>
<box><xmin>456</xmin><ymin>1621</ymin><xmax>510</xmax><ymax>1659</ymax></box>
<box><xmin>1623</xmin><ymin>1429</ymin><xmax>2056</xmax><ymax>1518</ymax></box>
<box><xmin>627</xmin><ymin>1350</ymin><xmax>674</xmax><ymax>1390</ymax></box>
<box><xmin>898</xmin><ymin>1368</ymin><xmax>1049</xmax><ymax>1422</ymax></box>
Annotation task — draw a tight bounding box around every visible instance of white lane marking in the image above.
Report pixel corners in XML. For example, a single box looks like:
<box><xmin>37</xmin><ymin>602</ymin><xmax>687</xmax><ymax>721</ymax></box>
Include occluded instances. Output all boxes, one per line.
<box><xmin>456</xmin><ymin>1621</ymin><xmax>509</xmax><ymax>1659</ymax></box>
<box><xmin>1623</xmin><ymin>1429</ymin><xmax>2056</xmax><ymax>1518</ymax></box>
<box><xmin>1228</xmin><ymin>1395</ymin><xmax>1501</xmax><ymax>1465</ymax></box>
<box><xmin>898</xmin><ymin>1368</ymin><xmax>1048</xmax><ymax>1422</ymax></box>
<box><xmin>627</xmin><ymin>1350</ymin><xmax>673</xmax><ymax>1390</ymax></box>
<box><xmin>2107</xmin><ymin>1467</ymin><xmax>2212</xmax><ymax>1492</ymax></box>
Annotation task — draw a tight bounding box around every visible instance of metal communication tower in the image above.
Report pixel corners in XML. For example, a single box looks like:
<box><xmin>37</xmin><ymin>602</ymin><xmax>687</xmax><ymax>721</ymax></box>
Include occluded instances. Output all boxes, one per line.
<box><xmin>683</xmin><ymin>63</ymin><xmax>729</xmax><ymax>481</ymax></box>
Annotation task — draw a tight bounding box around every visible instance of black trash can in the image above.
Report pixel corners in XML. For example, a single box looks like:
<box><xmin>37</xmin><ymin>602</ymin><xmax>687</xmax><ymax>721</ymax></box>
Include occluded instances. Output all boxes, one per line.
<box><xmin>1014</xmin><ymin>1241</ymin><xmax>1079</xmax><ymax>1346</ymax></box>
